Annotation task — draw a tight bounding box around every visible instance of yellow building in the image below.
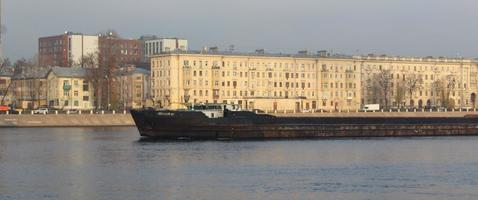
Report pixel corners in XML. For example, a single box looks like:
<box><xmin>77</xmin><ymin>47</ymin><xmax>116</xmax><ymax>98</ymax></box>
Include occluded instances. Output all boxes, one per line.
<box><xmin>11</xmin><ymin>69</ymin><xmax>49</xmax><ymax>109</ymax></box>
<box><xmin>358</xmin><ymin>55</ymin><xmax>478</xmax><ymax>109</ymax></box>
<box><xmin>116</xmin><ymin>66</ymin><xmax>151</xmax><ymax>109</ymax></box>
<box><xmin>150</xmin><ymin>51</ymin><xmax>361</xmax><ymax>111</ymax></box>
<box><xmin>46</xmin><ymin>67</ymin><xmax>95</xmax><ymax>110</ymax></box>
<box><xmin>0</xmin><ymin>69</ymin><xmax>13</xmax><ymax>106</ymax></box>
<box><xmin>151</xmin><ymin>51</ymin><xmax>478</xmax><ymax>111</ymax></box>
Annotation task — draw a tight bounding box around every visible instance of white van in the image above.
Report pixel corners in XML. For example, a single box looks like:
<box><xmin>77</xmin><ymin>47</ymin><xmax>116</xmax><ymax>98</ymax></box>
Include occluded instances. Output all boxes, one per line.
<box><xmin>363</xmin><ymin>104</ymin><xmax>380</xmax><ymax>112</ymax></box>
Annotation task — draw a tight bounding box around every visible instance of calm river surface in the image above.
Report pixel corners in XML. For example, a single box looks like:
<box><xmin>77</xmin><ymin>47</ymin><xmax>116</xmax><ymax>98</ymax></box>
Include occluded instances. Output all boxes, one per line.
<box><xmin>1</xmin><ymin>127</ymin><xmax>478</xmax><ymax>200</ymax></box>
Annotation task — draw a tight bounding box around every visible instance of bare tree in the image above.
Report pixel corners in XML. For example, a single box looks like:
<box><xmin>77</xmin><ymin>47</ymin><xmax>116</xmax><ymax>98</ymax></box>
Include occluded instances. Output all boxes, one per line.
<box><xmin>366</xmin><ymin>69</ymin><xmax>392</xmax><ymax>109</ymax></box>
<box><xmin>98</xmin><ymin>32</ymin><xmax>121</xmax><ymax>110</ymax></box>
<box><xmin>432</xmin><ymin>75</ymin><xmax>456</xmax><ymax>109</ymax></box>
<box><xmin>443</xmin><ymin>75</ymin><xmax>457</xmax><ymax>109</ymax></box>
<box><xmin>80</xmin><ymin>53</ymin><xmax>101</xmax><ymax>109</ymax></box>
<box><xmin>0</xmin><ymin>59</ymin><xmax>10</xmax><ymax>105</ymax></box>
<box><xmin>433</xmin><ymin>79</ymin><xmax>445</xmax><ymax>107</ymax></box>
<box><xmin>394</xmin><ymin>81</ymin><xmax>406</xmax><ymax>108</ymax></box>
<box><xmin>404</xmin><ymin>73</ymin><xmax>423</xmax><ymax>107</ymax></box>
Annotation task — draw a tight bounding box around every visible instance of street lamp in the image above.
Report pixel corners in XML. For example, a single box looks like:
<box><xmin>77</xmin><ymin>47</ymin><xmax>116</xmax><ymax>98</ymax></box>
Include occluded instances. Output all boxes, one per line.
<box><xmin>104</xmin><ymin>75</ymin><xmax>110</xmax><ymax>110</ymax></box>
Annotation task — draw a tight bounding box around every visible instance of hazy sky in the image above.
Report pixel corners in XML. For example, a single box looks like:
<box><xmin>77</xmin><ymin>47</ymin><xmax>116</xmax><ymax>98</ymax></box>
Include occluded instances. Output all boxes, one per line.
<box><xmin>2</xmin><ymin>0</ymin><xmax>478</xmax><ymax>60</ymax></box>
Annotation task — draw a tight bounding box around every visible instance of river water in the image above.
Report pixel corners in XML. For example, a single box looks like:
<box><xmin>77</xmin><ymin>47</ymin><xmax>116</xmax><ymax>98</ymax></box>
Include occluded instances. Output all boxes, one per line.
<box><xmin>1</xmin><ymin>127</ymin><xmax>478</xmax><ymax>200</ymax></box>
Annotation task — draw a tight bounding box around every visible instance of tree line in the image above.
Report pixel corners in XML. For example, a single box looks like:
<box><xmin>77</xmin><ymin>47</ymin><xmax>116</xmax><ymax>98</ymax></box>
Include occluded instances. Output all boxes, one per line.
<box><xmin>365</xmin><ymin>69</ymin><xmax>466</xmax><ymax>109</ymax></box>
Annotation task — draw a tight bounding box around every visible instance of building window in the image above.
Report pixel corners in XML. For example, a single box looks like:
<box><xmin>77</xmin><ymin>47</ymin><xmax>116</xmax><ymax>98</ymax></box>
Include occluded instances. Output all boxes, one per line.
<box><xmin>83</xmin><ymin>81</ymin><xmax>89</xmax><ymax>91</ymax></box>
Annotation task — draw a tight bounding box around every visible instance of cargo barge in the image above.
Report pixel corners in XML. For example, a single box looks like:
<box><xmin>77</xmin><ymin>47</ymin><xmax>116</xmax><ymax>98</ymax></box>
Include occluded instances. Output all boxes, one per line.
<box><xmin>131</xmin><ymin>104</ymin><xmax>478</xmax><ymax>139</ymax></box>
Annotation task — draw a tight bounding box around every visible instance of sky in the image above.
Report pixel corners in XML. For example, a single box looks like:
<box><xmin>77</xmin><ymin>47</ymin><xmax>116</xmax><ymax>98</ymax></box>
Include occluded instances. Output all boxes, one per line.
<box><xmin>2</xmin><ymin>0</ymin><xmax>478</xmax><ymax>60</ymax></box>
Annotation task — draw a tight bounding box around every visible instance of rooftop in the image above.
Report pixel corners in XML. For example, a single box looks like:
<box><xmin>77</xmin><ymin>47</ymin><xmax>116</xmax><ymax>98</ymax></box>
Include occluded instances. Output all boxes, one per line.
<box><xmin>49</xmin><ymin>66</ymin><xmax>88</xmax><ymax>78</ymax></box>
<box><xmin>0</xmin><ymin>68</ymin><xmax>13</xmax><ymax>77</ymax></box>
<box><xmin>156</xmin><ymin>50</ymin><xmax>477</xmax><ymax>63</ymax></box>
<box><xmin>156</xmin><ymin>50</ymin><xmax>353</xmax><ymax>59</ymax></box>
<box><xmin>116</xmin><ymin>67</ymin><xmax>150</xmax><ymax>76</ymax></box>
<box><xmin>12</xmin><ymin>68</ymin><xmax>50</xmax><ymax>80</ymax></box>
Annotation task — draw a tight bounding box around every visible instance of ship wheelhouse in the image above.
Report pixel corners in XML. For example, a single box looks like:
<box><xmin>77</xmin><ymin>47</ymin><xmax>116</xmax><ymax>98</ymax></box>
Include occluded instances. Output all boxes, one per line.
<box><xmin>188</xmin><ymin>103</ymin><xmax>241</xmax><ymax>118</ymax></box>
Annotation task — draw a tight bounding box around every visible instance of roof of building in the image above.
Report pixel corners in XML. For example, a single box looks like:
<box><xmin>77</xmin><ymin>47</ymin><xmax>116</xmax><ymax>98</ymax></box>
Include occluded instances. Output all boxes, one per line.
<box><xmin>139</xmin><ymin>35</ymin><xmax>187</xmax><ymax>41</ymax></box>
<box><xmin>48</xmin><ymin>66</ymin><xmax>88</xmax><ymax>78</ymax></box>
<box><xmin>0</xmin><ymin>68</ymin><xmax>14</xmax><ymax>77</ymax></box>
<box><xmin>155</xmin><ymin>50</ymin><xmax>478</xmax><ymax>63</ymax></box>
<box><xmin>40</xmin><ymin>32</ymin><xmax>98</xmax><ymax>39</ymax></box>
<box><xmin>133</xmin><ymin>68</ymin><xmax>150</xmax><ymax>75</ymax></box>
<box><xmin>156</xmin><ymin>50</ymin><xmax>353</xmax><ymax>59</ymax></box>
<box><xmin>12</xmin><ymin>68</ymin><xmax>50</xmax><ymax>80</ymax></box>
<box><xmin>116</xmin><ymin>67</ymin><xmax>150</xmax><ymax>76</ymax></box>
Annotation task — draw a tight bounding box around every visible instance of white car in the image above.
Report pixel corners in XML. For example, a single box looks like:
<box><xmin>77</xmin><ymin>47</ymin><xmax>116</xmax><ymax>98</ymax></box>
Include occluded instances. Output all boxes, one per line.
<box><xmin>33</xmin><ymin>108</ymin><xmax>49</xmax><ymax>114</ymax></box>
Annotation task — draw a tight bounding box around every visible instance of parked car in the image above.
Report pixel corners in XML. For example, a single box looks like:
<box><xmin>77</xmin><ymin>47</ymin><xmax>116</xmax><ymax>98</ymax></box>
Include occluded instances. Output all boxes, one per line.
<box><xmin>362</xmin><ymin>104</ymin><xmax>380</xmax><ymax>112</ymax></box>
<box><xmin>251</xmin><ymin>109</ymin><xmax>265</xmax><ymax>113</ymax></box>
<box><xmin>68</xmin><ymin>109</ymin><xmax>79</xmax><ymax>114</ymax></box>
<box><xmin>0</xmin><ymin>105</ymin><xmax>9</xmax><ymax>111</ymax></box>
<box><xmin>33</xmin><ymin>108</ymin><xmax>49</xmax><ymax>114</ymax></box>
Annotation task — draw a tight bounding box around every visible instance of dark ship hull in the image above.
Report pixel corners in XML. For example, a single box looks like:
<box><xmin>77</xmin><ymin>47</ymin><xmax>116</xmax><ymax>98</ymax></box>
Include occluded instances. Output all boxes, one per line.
<box><xmin>131</xmin><ymin>109</ymin><xmax>478</xmax><ymax>139</ymax></box>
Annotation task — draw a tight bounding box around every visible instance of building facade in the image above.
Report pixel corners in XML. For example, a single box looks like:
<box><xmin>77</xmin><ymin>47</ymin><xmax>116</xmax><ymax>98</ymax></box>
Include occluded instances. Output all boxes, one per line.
<box><xmin>150</xmin><ymin>52</ymin><xmax>362</xmax><ymax>111</ymax></box>
<box><xmin>150</xmin><ymin>51</ymin><xmax>478</xmax><ymax>111</ymax></box>
<box><xmin>99</xmin><ymin>35</ymin><xmax>142</xmax><ymax>66</ymax></box>
<box><xmin>11</xmin><ymin>69</ymin><xmax>49</xmax><ymax>109</ymax></box>
<box><xmin>116</xmin><ymin>66</ymin><xmax>151</xmax><ymax>109</ymax></box>
<box><xmin>39</xmin><ymin>32</ymin><xmax>99</xmax><ymax>67</ymax></box>
<box><xmin>46</xmin><ymin>67</ymin><xmax>95</xmax><ymax>110</ymax></box>
<box><xmin>358</xmin><ymin>55</ymin><xmax>477</xmax><ymax>109</ymax></box>
<box><xmin>141</xmin><ymin>36</ymin><xmax>188</xmax><ymax>62</ymax></box>
<box><xmin>0</xmin><ymin>68</ymin><xmax>13</xmax><ymax>106</ymax></box>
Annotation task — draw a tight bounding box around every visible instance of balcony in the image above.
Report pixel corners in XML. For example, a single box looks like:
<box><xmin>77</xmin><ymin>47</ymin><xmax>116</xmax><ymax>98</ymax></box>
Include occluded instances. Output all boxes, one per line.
<box><xmin>63</xmin><ymin>84</ymin><xmax>72</xmax><ymax>91</ymax></box>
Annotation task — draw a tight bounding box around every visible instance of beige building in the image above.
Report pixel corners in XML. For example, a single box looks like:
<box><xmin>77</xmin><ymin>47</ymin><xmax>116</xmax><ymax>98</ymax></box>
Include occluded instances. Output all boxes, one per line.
<box><xmin>150</xmin><ymin>51</ymin><xmax>478</xmax><ymax>112</ymax></box>
<box><xmin>358</xmin><ymin>55</ymin><xmax>478</xmax><ymax>109</ymax></box>
<box><xmin>150</xmin><ymin>51</ymin><xmax>362</xmax><ymax>111</ymax></box>
<box><xmin>12</xmin><ymin>69</ymin><xmax>49</xmax><ymax>109</ymax></box>
<box><xmin>116</xmin><ymin>66</ymin><xmax>151</xmax><ymax>109</ymax></box>
<box><xmin>0</xmin><ymin>69</ymin><xmax>13</xmax><ymax>106</ymax></box>
<box><xmin>47</xmin><ymin>67</ymin><xmax>95</xmax><ymax>110</ymax></box>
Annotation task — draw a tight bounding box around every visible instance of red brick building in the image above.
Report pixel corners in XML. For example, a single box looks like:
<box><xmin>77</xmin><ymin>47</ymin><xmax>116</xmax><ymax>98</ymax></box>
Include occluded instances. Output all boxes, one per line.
<box><xmin>98</xmin><ymin>35</ymin><xmax>142</xmax><ymax>67</ymax></box>
<box><xmin>39</xmin><ymin>32</ymin><xmax>99</xmax><ymax>67</ymax></box>
<box><xmin>38</xmin><ymin>34</ymin><xmax>68</xmax><ymax>67</ymax></box>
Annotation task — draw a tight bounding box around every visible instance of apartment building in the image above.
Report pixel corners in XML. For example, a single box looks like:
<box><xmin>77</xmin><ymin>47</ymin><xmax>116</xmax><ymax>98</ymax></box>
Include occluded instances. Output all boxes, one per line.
<box><xmin>46</xmin><ymin>67</ymin><xmax>95</xmax><ymax>110</ymax></box>
<box><xmin>39</xmin><ymin>32</ymin><xmax>99</xmax><ymax>67</ymax></box>
<box><xmin>116</xmin><ymin>66</ymin><xmax>151</xmax><ymax>109</ymax></box>
<box><xmin>150</xmin><ymin>51</ymin><xmax>478</xmax><ymax>111</ymax></box>
<box><xmin>0</xmin><ymin>68</ymin><xmax>13</xmax><ymax>105</ymax></box>
<box><xmin>150</xmin><ymin>51</ymin><xmax>362</xmax><ymax>111</ymax></box>
<box><xmin>140</xmin><ymin>36</ymin><xmax>188</xmax><ymax>62</ymax></box>
<box><xmin>11</xmin><ymin>69</ymin><xmax>49</xmax><ymax>109</ymax></box>
<box><xmin>358</xmin><ymin>55</ymin><xmax>477</xmax><ymax>109</ymax></box>
<box><xmin>99</xmin><ymin>35</ymin><xmax>142</xmax><ymax>66</ymax></box>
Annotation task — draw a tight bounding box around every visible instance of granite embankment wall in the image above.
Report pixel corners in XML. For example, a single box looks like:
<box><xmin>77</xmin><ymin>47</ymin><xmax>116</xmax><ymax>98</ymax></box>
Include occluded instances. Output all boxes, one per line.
<box><xmin>0</xmin><ymin>114</ymin><xmax>135</xmax><ymax>127</ymax></box>
<box><xmin>2</xmin><ymin>111</ymin><xmax>478</xmax><ymax>128</ymax></box>
<box><xmin>271</xmin><ymin>112</ymin><xmax>478</xmax><ymax>118</ymax></box>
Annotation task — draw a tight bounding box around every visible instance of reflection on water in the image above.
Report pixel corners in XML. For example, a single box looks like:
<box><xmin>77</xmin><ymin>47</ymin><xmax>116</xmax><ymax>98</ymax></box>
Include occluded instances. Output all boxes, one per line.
<box><xmin>1</xmin><ymin>128</ymin><xmax>478</xmax><ymax>200</ymax></box>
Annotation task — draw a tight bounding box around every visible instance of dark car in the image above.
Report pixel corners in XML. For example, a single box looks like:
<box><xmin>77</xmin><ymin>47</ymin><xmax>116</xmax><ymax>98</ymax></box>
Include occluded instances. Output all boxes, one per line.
<box><xmin>251</xmin><ymin>109</ymin><xmax>265</xmax><ymax>113</ymax></box>
<box><xmin>0</xmin><ymin>109</ymin><xmax>19</xmax><ymax>114</ymax></box>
